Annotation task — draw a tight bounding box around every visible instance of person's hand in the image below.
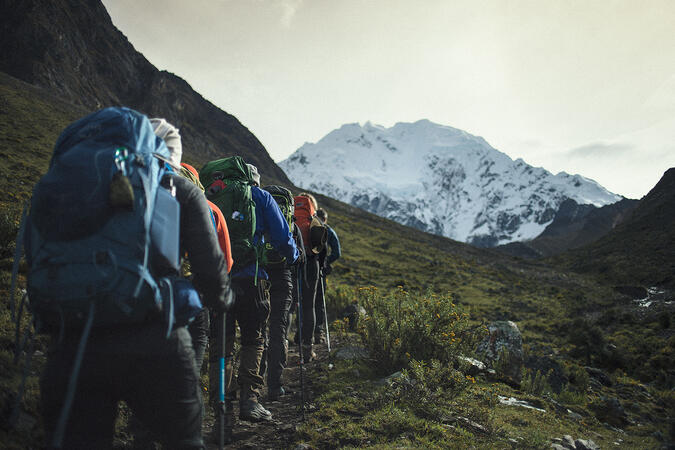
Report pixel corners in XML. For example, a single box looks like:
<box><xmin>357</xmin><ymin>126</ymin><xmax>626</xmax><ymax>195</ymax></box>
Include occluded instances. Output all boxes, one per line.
<box><xmin>292</xmin><ymin>247</ymin><xmax>306</xmax><ymax>266</ymax></box>
<box><xmin>324</xmin><ymin>264</ymin><xmax>333</xmax><ymax>276</ymax></box>
<box><xmin>213</xmin><ymin>282</ymin><xmax>235</xmax><ymax>313</ymax></box>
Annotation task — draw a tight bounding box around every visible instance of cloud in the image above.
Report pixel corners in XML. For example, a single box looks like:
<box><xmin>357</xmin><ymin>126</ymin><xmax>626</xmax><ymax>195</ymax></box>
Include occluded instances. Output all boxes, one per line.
<box><xmin>567</xmin><ymin>142</ymin><xmax>634</xmax><ymax>159</ymax></box>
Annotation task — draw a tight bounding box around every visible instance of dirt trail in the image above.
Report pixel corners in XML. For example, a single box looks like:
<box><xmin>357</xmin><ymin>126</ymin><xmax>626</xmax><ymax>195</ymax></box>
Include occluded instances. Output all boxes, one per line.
<box><xmin>203</xmin><ymin>341</ymin><xmax>333</xmax><ymax>449</ymax></box>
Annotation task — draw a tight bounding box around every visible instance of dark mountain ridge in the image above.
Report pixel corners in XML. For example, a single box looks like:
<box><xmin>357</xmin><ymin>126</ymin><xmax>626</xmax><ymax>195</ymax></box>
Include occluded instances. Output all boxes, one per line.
<box><xmin>0</xmin><ymin>0</ymin><xmax>289</xmax><ymax>184</ymax></box>
<box><xmin>553</xmin><ymin>168</ymin><xmax>675</xmax><ymax>289</ymax></box>
<box><xmin>497</xmin><ymin>197</ymin><xmax>639</xmax><ymax>258</ymax></box>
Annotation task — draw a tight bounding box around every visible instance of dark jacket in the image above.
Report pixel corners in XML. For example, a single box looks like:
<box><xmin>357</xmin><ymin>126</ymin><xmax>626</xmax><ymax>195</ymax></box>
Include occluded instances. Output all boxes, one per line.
<box><xmin>164</xmin><ymin>173</ymin><xmax>231</xmax><ymax>310</ymax></box>
<box><xmin>324</xmin><ymin>224</ymin><xmax>341</xmax><ymax>266</ymax></box>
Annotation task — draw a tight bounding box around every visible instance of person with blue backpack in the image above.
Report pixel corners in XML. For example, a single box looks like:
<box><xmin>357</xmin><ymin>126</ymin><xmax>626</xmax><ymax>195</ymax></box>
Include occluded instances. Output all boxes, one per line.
<box><xmin>200</xmin><ymin>159</ymin><xmax>299</xmax><ymax>433</ymax></box>
<box><xmin>26</xmin><ymin>108</ymin><xmax>233</xmax><ymax>449</ymax></box>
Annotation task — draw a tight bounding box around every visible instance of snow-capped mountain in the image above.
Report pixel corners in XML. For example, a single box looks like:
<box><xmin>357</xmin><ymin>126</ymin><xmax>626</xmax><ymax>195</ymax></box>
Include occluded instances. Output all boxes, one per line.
<box><xmin>279</xmin><ymin>120</ymin><xmax>622</xmax><ymax>247</ymax></box>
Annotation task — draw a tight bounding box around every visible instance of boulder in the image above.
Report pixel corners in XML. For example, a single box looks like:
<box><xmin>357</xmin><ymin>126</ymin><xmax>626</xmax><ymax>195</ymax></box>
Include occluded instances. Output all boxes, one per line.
<box><xmin>590</xmin><ymin>396</ymin><xmax>629</xmax><ymax>427</ymax></box>
<box><xmin>339</xmin><ymin>302</ymin><xmax>367</xmax><ymax>331</ymax></box>
<box><xmin>377</xmin><ymin>371</ymin><xmax>406</xmax><ymax>385</ymax></box>
<box><xmin>575</xmin><ymin>439</ymin><xmax>600</xmax><ymax>450</ymax></box>
<box><xmin>476</xmin><ymin>320</ymin><xmax>524</xmax><ymax>384</ymax></box>
<box><xmin>584</xmin><ymin>366</ymin><xmax>613</xmax><ymax>387</ymax></box>
<box><xmin>334</xmin><ymin>345</ymin><xmax>369</xmax><ymax>360</ymax></box>
<box><xmin>457</xmin><ymin>356</ymin><xmax>487</xmax><ymax>376</ymax></box>
<box><xmin>562</xmin><ymin>434</ymin><xmax>576</xmax><ymax>449</ymax></box>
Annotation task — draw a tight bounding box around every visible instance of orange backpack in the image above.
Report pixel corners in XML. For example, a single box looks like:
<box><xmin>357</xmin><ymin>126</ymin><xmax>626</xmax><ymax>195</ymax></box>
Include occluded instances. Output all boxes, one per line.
<box><xmin>294</xmin><ymin>195</ymin><xmax>327</xmax><ymax>255</ymax></box>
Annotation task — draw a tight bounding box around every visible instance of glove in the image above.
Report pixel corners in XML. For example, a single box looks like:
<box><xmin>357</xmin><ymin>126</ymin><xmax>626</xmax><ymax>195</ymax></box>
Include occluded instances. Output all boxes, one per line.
<box><xmin>212</xmin><ymin>281</ymin><xmax>235</xmax><ymax>313</ymax></box>
<box><xmin>324</xmin><ymin>264</ymin><xmax>333</xmax><ymax>276</ymax></box>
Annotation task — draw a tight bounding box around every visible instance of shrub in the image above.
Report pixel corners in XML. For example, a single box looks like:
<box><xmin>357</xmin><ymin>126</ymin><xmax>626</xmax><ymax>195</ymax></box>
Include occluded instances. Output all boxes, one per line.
<box><xmin>521</xmin><ymin>369</ymin><xmax>553</xmax><ymax>396</ymax></box>
<box><xmin>564</xmin><ymin>363</ymin><xmax>590</xmax><ymax>393</ymax></box>
<box><xmin>0</xmin><ymin>207</ymin><xmax>20</xmax><ymax>258</ymax></box>
<box><xmin>391</xmin><ymin>359</ymin><xmax>473</xmax><ymax>420</ymax></box>
<box><xmin>356</xmin><ymin>286</ymin><xmax>482</xmax><ymax>374</ymax></box>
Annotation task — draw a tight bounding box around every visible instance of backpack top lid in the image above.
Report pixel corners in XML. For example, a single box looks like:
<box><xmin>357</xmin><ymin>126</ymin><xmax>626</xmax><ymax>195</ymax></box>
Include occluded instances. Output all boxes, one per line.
<box><xmin>294</xmin><ymin>194</ymin><xmax>316</xmax><ymax>218</ymax></box>
<box><xmin>31</xmin><ymin>107</ymin><xmax>169</xmax><ymax>241</ymax></box>
<box><xmin>199</xmin><ymin>155</ymin><xmax>253</xmax><ymax>189</ymax></box>
<box><xmin>50</xmin><ymin>106</ymin><xmax>168</xmax><ymax>168</ymax></box>
<box><xmin>263</xmin><ymin>185</ymin><xmax>293</xmax><ymax>204</ymax></box>
<box><xmin>264</xmin><ymin>185</ymin><xmax>294</xmax><ymax>219</ymax></box>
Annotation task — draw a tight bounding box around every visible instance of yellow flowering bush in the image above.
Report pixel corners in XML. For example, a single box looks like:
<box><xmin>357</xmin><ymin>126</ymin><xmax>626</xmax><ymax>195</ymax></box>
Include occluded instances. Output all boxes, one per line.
<box><xmin>356</xmin><ymin>287</ymin><xmax>482</xmax><ymax>374</ymax></box>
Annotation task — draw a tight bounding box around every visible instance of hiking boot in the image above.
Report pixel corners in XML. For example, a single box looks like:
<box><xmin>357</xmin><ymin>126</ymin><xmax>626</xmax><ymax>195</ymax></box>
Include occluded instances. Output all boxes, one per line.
<box><xmin>239</xmin><ymin>398</ymin><xmax>273</xmax><ymax>422</ymax></box>
<box><xmin>302</xmin><ymin>345</ymin><xmax>317</xmax><ymax>362</ymax></box>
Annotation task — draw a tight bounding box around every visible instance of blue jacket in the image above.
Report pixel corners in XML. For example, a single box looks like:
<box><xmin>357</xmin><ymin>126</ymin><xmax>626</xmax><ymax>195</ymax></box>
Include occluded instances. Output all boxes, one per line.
<box><xmin>325</xmin><ymin>224</ymin><xmax>341</xmax><ymax>265</ymax></box>
<box><xmin>232</xmin><ymin>186</ymin><xmax>299</xmax><ymax>280</ymax></box>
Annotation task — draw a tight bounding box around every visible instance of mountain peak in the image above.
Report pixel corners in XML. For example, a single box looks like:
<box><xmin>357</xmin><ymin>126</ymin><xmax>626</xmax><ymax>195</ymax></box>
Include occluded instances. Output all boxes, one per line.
<box><xmin>280</xmin><ymin>121</ymin><xmax>621</xmax><ymax>246</ymax></box>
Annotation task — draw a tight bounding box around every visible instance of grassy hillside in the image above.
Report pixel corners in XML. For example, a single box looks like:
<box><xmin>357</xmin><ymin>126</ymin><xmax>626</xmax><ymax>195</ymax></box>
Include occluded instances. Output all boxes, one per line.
<box><xmin>552</xmin><ymin>168</ymin><xmax>675</xmax><ymax>290</ymax></box>
<box><xmin>0</xmin><ymin>71</ymin><xmax>673</xmax><ymax>448</ymax></box>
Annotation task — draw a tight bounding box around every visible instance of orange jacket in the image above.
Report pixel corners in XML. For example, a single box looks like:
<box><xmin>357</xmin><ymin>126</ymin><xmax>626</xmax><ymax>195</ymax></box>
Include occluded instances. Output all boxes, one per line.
<box><xmin>207</xmin><ymin>199</ymin><xmax>233</xmax><ymax>273</ymax></box>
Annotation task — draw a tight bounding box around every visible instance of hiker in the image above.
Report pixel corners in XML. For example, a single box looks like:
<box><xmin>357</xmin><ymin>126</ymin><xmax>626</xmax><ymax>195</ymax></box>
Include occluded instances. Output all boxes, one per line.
<box><xmin>294</xmin><ymin>192</ymin><xmax>326</xmax><ymax>361</ymax></box>
<box><xmin>200</xmin><ymin>158</ymin><xmax>299</xmax><ymax>426</ymax></box>
<box><xmin>30</xmin><ymin>110</ymin><xmax>233</xmax><ymax>449</ymax></box>
<box><xmin>314</xmin><ymin>207</ymin><xmax>341</xmax><ymax>344</ymax></box>
<box><xmin>178</xmin><ymin>161</ymin><xmax>234</xmax><ymax>372</ymax></box>
<box><xmin>261</xmin><ymin>185</ymin><xmax>305</xmax><ymax>400</ymax></box>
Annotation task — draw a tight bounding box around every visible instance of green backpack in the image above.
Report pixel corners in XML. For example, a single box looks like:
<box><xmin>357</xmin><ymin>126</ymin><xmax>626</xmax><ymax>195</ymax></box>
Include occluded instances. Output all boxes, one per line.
<box><xmin>200</xmin><ymin>156</ymin><xmax>261</xmax><ymax>273</ymax></box>
<box><xmin>263</xmin><ymin>185</ymin><xmax>294</xmax><ymax>264</ymax></box>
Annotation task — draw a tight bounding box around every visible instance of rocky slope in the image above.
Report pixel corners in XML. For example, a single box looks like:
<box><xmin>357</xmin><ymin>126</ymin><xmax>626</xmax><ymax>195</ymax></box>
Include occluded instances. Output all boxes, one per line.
<box><xmin>280</xmin><ymin>120</ymin><xmax>622</xmax><ymax>246</ymax></box>
<box><xmin>0</xmin><ymin>0</ymin><xmax>288</xmax><ymax>183</ymax></box>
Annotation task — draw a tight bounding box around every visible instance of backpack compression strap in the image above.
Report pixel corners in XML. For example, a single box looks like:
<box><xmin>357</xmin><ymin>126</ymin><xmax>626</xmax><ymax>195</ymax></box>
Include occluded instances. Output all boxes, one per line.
<box><xmin>133</xmin><ymin>163</ymin><xmax>164</xmax><ymax>305</ymax></box>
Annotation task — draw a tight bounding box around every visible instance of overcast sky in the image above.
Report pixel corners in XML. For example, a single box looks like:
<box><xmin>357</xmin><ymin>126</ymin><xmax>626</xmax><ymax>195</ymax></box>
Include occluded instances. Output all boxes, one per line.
<box><xmin>102</xmin><ymin>0</ymin><xmax>675</xmax><ymax>199</ymax></box>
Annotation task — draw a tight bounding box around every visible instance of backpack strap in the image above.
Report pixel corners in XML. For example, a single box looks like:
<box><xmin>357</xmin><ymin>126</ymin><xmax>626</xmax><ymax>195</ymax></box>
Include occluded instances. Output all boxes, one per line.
<box><xmin>160</xmin><ymin>277</ymin><xmax>175</xmax><ymax>339</ymax></box>
<box><xmin>133</xmin><ymin>164</ymin><xmax>164</xmax><ymax>305</ymax></box>
<box><xmin>51</xmin><ymin>301</ymin><xmax>96</xmax><ymax>448</ymax></box>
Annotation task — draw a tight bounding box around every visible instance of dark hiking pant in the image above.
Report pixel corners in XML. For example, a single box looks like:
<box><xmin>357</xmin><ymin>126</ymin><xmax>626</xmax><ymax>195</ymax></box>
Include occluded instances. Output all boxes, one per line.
<box><xmin>220</xmin><ymin>278</ymin><xmax>270</xmax><ymax>401</ymax></box>
<box><xmin>301</xmin><ymin>256</ymin><xmax>320</xmax><ymax>346</ymax></box>
<box><xmin>264</xmin><ymin>263</ymin><xmax>294</xmax><ymax>390</ymax></box>
<box><xmin>188</xmin><ymin>308</ymin><xmax>210</xmax><ymax>372</ymax></box>
<box><xmin>41</xmin><ymin>324</ymin><xmax>204</xmax><ymax>450</ymax></box>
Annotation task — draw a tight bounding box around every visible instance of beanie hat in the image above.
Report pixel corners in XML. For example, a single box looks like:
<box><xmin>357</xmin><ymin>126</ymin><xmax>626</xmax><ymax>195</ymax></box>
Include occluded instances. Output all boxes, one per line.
<box><xmin>150</xmin><ymin>118</ymin><xmax>182</xmax><ymax>170</ymax></box>
<box><xmin>246</xmin><ymin>163</ymin><xmax>261</xmax><ymax>186</ymax></box>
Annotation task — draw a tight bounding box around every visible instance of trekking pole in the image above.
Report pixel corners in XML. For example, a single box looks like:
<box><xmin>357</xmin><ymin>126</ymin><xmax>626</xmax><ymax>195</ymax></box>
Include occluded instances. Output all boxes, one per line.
<box><xmin>319</xmin><ymin>271</ymin><xmax>331</xmax><ymax>353</ymax></box>
<box><xmin>296</xmin><ymin>265</ymin><xmax>306</xmax><ymax>421</ymax></box>
<box><xmin>216</xmin><ymin>311</ymin><xmax>227</xmax><ymax>449</ymax></box>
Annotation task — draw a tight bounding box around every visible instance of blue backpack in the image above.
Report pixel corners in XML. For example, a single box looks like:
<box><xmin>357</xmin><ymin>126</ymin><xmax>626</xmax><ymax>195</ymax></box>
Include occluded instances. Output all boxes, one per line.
<box><xmin>25</xmin><ymin>107</ymin><xmax>183</xmax><ymax>330</ymax></box>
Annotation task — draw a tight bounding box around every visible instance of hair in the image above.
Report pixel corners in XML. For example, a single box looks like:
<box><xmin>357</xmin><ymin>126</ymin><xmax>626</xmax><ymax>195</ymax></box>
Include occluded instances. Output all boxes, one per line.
<box><xmin>298</xmin><ymin>192</ymin><xmax>318</xmax><ymax>210</ymax></box>
<box><xmin>316</xmin><ymin>208</ymin><xmax>327</xmax><ymax>222</ymax></box>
